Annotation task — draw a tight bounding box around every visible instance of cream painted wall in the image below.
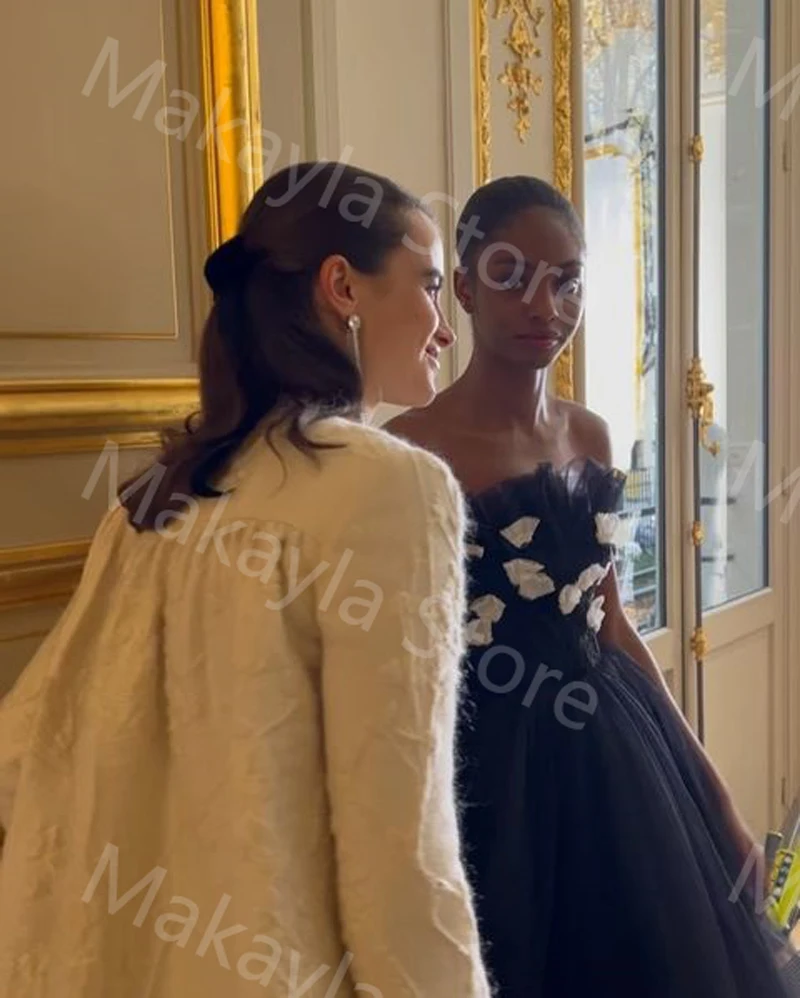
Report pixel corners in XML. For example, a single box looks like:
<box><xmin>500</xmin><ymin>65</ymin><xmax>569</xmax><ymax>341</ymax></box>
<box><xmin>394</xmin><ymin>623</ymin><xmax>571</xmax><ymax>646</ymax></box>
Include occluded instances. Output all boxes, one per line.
<box><xmin>0</xmin><ymin>0</ymin><xmax>211</xmax><ymax>686</ymax></box>
<box><xmin>334</xmin><ymin>0</ymin><xmax>456</xmax><ymax>418</ymax></box>
<box><xmin>258</xmin><ymin>0</ymin><xmax>308</xmax><ymax>171</ymax></box>
<box><xmin>263</xmin><ymin>0</ymin><xmax>569</xmax><ymax>413</ymax></box>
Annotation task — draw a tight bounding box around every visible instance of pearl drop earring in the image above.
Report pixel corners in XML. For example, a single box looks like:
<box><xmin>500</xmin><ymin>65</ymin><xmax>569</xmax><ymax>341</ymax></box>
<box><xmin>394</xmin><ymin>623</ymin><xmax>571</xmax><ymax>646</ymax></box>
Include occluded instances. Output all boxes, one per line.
<box><xmin>346</xmin><ymin>314</ymin><xmax>362</xmax><ymax>372</ymax></box>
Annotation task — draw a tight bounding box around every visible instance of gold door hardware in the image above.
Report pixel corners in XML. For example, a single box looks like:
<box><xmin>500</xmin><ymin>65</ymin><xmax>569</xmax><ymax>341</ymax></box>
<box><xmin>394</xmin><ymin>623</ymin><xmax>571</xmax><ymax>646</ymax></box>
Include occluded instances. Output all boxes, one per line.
<box><xmin>689</xmin><ymin>134</ymin><xmax>705</xmax><ymax>163</ymax></box>
<box><xmin>690</xmin><ymin>521</ymin><xmax>705</xmax><ymax>547</ymax></box>
<box><xmin>690</xmin><ymin>626</ymin><xmax>709</xmax><ymax>662</ymax></box>
<box><xmin>686</xmin><ymin>357</ymin><xmax>720</xmax><ymax>456</ymax></box>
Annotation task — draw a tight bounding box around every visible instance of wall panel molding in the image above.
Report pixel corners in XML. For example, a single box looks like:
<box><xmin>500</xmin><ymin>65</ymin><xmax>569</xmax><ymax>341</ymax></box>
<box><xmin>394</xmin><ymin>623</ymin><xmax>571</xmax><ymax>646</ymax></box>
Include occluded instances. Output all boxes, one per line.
<box><xmin>0</xmin><ymin>1</ymin><xmax>262</xmax><ymax>624</ymax></box>
<box><xmin>0</xmin><ymin>540</ymin><xmax>90</xmax><ymax>610</ymax></box>
<box><xmin>0</xmin><ymin>379</ymin><xmax>198</xmax><ymax>457</ymax></box>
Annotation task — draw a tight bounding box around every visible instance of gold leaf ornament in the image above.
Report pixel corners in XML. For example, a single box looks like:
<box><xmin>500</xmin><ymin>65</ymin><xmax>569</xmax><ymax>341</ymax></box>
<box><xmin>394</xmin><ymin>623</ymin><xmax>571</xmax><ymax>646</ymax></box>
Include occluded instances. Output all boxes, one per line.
<box><xmin>492</xmin><ymin>0</ymin><xmax>546</xmax><ymax>142</ymax></box>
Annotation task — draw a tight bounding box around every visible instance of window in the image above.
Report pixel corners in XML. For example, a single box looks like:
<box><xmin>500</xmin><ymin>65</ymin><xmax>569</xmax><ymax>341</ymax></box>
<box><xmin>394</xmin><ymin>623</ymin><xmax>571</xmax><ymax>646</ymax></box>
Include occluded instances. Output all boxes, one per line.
<box><xmin>697</xmin><ymin>0</ymin><xmax>769</xmax><ymax>610</ymax></box>
<box><xmin>582</xmin><ymin>0</ymin><xmax>663</xmax><ymax>632</ymax></box>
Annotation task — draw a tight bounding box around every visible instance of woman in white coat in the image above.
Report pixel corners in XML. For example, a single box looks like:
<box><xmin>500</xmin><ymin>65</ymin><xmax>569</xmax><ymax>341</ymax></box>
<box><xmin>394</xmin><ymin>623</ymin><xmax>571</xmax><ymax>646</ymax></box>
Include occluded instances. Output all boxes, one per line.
<box><xmin>0</xmin><ymin>162</ymin><xmax>491</xmax><ymax>998</ymax></box>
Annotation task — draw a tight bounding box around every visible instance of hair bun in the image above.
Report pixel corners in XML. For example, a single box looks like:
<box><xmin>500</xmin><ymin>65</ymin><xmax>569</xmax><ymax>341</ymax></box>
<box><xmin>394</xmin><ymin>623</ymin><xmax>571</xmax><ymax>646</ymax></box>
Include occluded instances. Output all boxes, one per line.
<box><xmin>204</xmin><ymin>235</ymin><xmax>264</xmax><ymax>296</ymax></box>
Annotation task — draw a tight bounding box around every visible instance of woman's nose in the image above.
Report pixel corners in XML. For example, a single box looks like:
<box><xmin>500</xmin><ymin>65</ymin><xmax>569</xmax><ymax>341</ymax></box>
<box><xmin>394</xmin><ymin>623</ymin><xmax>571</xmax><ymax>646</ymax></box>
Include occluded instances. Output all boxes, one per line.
<box><xmin>527</xmin><ymin>280</ymin><xmax>559</xmax><ymax>322</ymax></box>
<box><xmin>435</xmin><ymin>310</ymin><xmax>456</xmax><ymax>348</ymax></box>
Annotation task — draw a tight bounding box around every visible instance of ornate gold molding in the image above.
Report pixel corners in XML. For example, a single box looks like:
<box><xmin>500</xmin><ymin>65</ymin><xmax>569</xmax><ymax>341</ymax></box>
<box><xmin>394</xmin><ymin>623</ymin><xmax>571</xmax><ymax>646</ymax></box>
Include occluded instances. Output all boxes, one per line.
<box><xmin>492</xmin><ymin>0</ymin><xmax>546</xmax><ymax>142</ymax></box>
<box><xmin>473</xmin><ymin>0</ymin><xmax>493</xmax><ymax>185</ymax></box>
<box><xmin>701</xmin><ymin>0</ymin><xmax>726</xmax><ymax>79</ymax></box>
<box><xmin>584</xmin><ymin>0</ymin><xmax>655</xmax><ymax>64</ymax></box>
<box><xmin>200</xmin><ymin>0</ymin><xmax>264</xmax><ymax>246</ymax></box>
<box><xmin>584</xmin><ymin>0</ymin><xmax>724</xmax><ymax>76</ymax></box>
<box><xmin>0</xmin><ymin>540</ymin><xmax>90</xmax><ymax>610</ymax></box>
<box><xmin>0</xmin><ymin>379</ymin><xmax>199</xmax><ymax>457</ymax></box>
<box><xmin>552</xmin><ymin>0</ymin><xmax>575</xmax><ymax>400</ymax></box>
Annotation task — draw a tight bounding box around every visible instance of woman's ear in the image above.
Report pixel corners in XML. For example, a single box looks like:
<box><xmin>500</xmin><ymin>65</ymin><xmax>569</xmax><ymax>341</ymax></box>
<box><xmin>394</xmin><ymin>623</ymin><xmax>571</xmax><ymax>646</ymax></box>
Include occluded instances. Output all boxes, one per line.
<box><xmin>317</xmin><ymin>254</ymin><xmax>358</xmax><ymax>321</ymax></box>
<box><xmin>454</xmin><ymin>266</ymin><xmax>475</xmax><ymax>315</ymax></box>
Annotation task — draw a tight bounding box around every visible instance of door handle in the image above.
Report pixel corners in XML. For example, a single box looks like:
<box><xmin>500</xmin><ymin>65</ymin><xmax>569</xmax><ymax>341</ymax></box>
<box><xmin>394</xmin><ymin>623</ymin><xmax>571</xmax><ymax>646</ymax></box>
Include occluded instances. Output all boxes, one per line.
<box><xmin>686</xmin><ymin>357</ymin><xmax>720</xmax><ymax>456</ymax></box>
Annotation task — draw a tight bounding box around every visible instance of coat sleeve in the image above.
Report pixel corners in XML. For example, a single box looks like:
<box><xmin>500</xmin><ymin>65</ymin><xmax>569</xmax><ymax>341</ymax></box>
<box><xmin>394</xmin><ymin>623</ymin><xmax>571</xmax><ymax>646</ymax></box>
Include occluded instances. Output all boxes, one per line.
<box><xmin>317</xmin><ymin>445</ymin><xmax>492</xmax><ymax>997</ymax></box>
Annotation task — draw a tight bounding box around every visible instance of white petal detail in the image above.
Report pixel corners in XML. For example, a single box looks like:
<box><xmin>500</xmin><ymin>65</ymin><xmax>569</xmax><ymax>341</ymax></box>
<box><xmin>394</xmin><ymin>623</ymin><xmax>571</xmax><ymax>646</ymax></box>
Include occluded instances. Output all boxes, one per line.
<box><xmin>500</xmin><ymin>516</ymin><xmax>540</xmax><ymax>548</ymax></box>
<box><xmin>576</xmin><ymin>562</ymin><xmax>610</xmax><ymax>592</ymax></box>
<box><xmin>469</xmin><ymin>594</ymin><xmax>506</xmax><ymax>622</ymax></box>
<box><xmin>558</xmin><ymin>584</ymin><xmax>582</xmax><ymax>616</ymax></box>
<box><xmin>465</xmin><ymin>617</ymin><xmax>494</xmax><ymax>646</ymax></box>
<box><xmin>466</xmin><ymin>543</ymin><xmax>485</xmax><ymax>559</ymax></box>
<box><xmin>587</xmin><ymin>595</ymin><xmax>606</xmax><ymax>632</ymax></box>
<box><xmin>595</xmin><ymin>512</ymin><xmax>622</xmax><ymax>546</ymax></box>
<box><xmin>504</xmin><ymin>559</ymin><xmax>555</xmax><ymax>601</ymax></box>
<box><xmin>465</xmin><ymin>594</ymin><xmax>506</xmax><ymax>646</ymax></box>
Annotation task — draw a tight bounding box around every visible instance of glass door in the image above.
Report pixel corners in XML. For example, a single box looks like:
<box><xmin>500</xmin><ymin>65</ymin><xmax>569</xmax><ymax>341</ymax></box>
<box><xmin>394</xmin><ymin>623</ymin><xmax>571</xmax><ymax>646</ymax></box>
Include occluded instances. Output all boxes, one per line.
<box><xmin>692</xmin><ymin>0</ymin><xmax>782</xmax><ymax>838</ymax></box>
<box><xmin>581</xmin><ymin>0</ymin><xmax>682</xmax><ymax>686</ymax></box>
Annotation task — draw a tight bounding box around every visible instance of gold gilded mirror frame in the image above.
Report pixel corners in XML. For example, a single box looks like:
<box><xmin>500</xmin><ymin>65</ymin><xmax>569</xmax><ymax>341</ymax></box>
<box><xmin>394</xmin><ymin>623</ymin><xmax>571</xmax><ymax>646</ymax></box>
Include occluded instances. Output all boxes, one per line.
<box><xmin>472</xmin><ymin>0</ymin><xmax>576</xmax><ymax>400</ymax></box>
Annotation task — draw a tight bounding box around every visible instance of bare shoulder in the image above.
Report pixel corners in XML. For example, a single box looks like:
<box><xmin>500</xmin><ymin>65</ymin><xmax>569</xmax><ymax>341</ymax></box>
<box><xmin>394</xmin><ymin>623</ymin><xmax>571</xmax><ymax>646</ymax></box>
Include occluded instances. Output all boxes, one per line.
<box><xmin>557</xmin><ymin>399</ymin><xmax>613</xmax><ymax>468</ymax></box>
<box><xmin>382</xmin><ymin>396</ymin><xmax>455</xmax><ymax>455</ymax></box>
<box><xmin>382</xmin><ymin>406</ymin><xmax>431</xmax><ymax>446</ymax></box>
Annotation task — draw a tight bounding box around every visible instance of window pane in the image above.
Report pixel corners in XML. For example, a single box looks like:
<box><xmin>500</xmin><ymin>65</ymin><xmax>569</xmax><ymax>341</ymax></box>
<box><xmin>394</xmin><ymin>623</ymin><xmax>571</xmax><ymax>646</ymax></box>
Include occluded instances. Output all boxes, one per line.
<box><xmin>698</xmin><ymin>0</ymin><xmax>769</xmax><ymax>610</ymax></box>
<box><xmin>582</xmin><ymin>0</ymin><xmax>663</xmax><ymax>632</ymax></box>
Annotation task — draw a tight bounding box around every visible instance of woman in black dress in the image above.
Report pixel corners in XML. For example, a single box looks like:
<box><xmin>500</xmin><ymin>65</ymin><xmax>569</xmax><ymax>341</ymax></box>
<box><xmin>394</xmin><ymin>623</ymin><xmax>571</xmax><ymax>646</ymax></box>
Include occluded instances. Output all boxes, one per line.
<box><xmin>387</xmin><ymin>176</ymin><xmax>787</xmax><ymax>996</ymax></box>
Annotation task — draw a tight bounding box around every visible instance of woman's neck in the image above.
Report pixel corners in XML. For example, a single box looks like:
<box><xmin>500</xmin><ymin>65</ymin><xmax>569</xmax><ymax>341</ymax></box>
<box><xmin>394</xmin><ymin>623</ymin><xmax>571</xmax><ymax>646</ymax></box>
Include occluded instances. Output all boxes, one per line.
<box><xmin>455</xmin><ymin>352</ymin><xmax>554</xmax><ymax>431</ymax></box>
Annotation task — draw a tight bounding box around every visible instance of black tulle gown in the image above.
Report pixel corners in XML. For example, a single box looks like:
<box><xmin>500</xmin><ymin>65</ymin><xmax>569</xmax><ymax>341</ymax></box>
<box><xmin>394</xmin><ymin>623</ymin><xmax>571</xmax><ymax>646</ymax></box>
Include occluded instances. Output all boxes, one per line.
<box><xmin>458</xmin><ymin>460</ymin><xmax>788</xmax><ymax>997</ymax></box>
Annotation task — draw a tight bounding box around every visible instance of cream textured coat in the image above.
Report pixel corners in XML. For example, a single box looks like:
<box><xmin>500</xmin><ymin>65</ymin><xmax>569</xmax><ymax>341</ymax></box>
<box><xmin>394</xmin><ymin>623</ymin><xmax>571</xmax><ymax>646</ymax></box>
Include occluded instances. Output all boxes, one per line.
<box><xmin>0</xmin><ymin>418</ymin><xmax>491</xmax><ymax>998</ymax></box>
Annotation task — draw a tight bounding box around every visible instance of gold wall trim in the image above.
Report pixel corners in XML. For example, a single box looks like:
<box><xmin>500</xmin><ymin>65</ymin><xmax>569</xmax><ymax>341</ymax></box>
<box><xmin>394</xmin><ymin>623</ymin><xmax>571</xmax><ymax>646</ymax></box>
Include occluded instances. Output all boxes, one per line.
<box><xmin>0</xmin><ymin>432</ymin><xmax>163</xmax><ymax>459</ymax></box>
<box><xmin>0</xmin><ymin>329</ymin><xmax>177</xmax><ymax>342</ymax></box>
<box><xmin>473</xmin><ymin>0</ymin><xmax>493</xmax><ymax>185</ymax></box>
<box><xmin>0</xmin><ymin>379</ymin><xmax>198</xmax><ymax>458</ymax></box>
<box><xmin>201</xmin><ymin>0</ymin><xmax>264</xmax><ymax>246</ymax></box>
<box><xmin>552</xmin><ymin>0</ymin><xmax>575</xmax><ymax>400</ymax></box>
<box><xmin>492</xmin><ymin>1</ymin><xmax>546</xmax><ymax>142</ymax></box>
<box><xmin>0</xmin><ymin>540</ymin><xmax>90</xmax><ymax>610</ymax></box>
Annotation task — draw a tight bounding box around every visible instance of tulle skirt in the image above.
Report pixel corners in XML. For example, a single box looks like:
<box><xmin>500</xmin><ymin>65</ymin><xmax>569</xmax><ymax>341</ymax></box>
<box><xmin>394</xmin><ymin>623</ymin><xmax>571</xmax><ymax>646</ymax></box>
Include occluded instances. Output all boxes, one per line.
<box><xmin>458</xmin><ymin>646</ymin><xmax>790</xmax><ymax>997</ymax></box>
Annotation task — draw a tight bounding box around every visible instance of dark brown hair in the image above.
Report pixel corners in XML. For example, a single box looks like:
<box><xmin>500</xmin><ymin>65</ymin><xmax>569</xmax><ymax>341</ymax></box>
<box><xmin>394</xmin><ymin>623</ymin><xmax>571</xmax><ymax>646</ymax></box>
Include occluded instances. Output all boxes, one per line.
<box><xmin>457</xmin><ymin>175</ymin><xmax>584</xmax><ymax>273</ymax></box>
<box><xmin>121</xmin><ymin>161</ymin><xmax>427</xmax><ymax>530</ymax></box>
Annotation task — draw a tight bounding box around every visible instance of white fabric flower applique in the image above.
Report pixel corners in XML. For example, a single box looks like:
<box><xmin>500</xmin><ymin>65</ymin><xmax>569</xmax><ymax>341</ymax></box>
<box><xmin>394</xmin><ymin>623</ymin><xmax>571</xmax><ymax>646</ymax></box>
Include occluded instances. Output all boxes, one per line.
<box><xmin>577</xmin><ymin>562</ymin><xmax>611</xmax><ymax>591</ymax></box>
<box><xmin>500</xmin><ymin>516</ymin><xmax>540</xmax><ymax>548</ymax></box>
<box><xmin>558</xmin><ymin>583</ymin><xmax>583</xmax><ymax>616</ymax></box>
<box><xmin>586</xmin><ymin>595</ymin><xmax>606</xmax><ymax>633</ymax></box>
<box><xmin>558</xmin><ymin>562</ymin><xmax>610</xmax><ymax>623</ymax></box>
<box><xmin>465</xmin><ymin>593</ymin><xmax>506</xmax><ymax>647</ymax></box>
<box><xmin>504</xmin><ymin>559</ymin><xmax>556</xmax><ymax>601</ymax></box>
<box><xmin>595</xmin><ymin>512</ymin><xmax>624</xmax><ymax>546</ymax></box>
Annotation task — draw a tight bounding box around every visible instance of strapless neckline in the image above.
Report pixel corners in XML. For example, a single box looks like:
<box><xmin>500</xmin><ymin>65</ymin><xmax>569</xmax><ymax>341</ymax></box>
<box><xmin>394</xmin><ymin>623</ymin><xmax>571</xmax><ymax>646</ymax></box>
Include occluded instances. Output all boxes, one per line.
<box><xmin>466</xmin><ymin>457</ymin><xmax>626</xmax><ymax>504</ymax></box>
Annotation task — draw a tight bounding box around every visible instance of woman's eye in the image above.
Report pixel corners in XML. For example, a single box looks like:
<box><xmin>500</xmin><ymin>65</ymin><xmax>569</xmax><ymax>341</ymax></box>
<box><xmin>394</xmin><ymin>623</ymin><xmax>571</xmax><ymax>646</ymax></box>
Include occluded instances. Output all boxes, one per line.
<box><xmin>560</xmin><ymin>277</ymin><xmax>583</xmax><ymax>296</ymax></box>
<box><xmin>497</xmin><ymin>274</ymin><xmax>525</xmax><ymax>291</ymax></box>
<box><xmin>427</xmin><ymin>283</ymin><xmax>442</xmax><ymax>300</ymax></box>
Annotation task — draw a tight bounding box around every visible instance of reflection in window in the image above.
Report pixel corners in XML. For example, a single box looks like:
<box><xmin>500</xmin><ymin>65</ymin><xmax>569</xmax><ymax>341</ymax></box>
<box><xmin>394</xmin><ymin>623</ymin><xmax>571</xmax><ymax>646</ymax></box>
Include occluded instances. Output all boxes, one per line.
<box><xmin>698</xmin><ymin>0</ymin><xmax>769</xmax><ymax>610</ymax></box>
<box><xmin>582</xmin><ymin>0</ymin><xmax>662</xmax><ymax>632</ymax></box>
